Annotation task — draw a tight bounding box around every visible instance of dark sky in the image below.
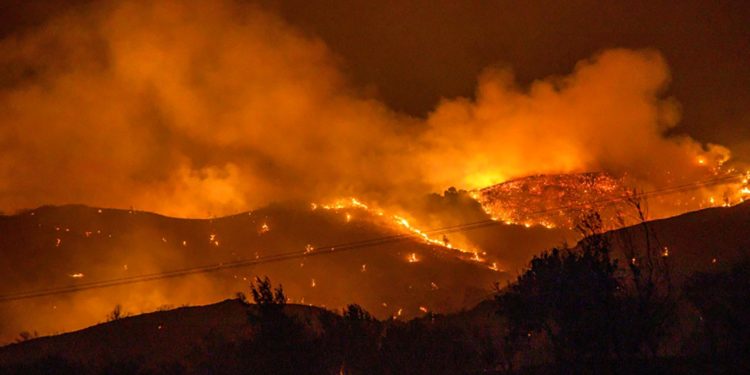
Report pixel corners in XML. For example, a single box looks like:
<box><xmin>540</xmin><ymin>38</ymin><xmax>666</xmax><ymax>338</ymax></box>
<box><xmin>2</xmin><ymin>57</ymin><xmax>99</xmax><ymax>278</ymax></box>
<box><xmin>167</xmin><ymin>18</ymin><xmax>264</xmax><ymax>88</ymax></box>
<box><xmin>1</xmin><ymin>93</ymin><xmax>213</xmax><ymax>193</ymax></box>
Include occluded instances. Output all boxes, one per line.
<box><xmin>2</xmin><ymin>0</ymin><xmax>749</xmax><ymax>157</ymax></box>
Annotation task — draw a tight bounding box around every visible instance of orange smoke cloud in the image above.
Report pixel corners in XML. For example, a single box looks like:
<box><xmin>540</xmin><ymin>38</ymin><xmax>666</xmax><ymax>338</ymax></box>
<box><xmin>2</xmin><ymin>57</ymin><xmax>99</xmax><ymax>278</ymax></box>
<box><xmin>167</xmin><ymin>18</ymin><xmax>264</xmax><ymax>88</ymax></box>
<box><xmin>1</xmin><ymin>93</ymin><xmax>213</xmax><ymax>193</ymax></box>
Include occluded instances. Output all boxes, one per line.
<box><xmin>0</xmin><ymin>1</ymin><xmax>740</xmax><ymax>217</ymax></box>
<box><xmin>420</xmin><ymin>49</ymin><xmax>731</xmax><ymax>190</ymax></box>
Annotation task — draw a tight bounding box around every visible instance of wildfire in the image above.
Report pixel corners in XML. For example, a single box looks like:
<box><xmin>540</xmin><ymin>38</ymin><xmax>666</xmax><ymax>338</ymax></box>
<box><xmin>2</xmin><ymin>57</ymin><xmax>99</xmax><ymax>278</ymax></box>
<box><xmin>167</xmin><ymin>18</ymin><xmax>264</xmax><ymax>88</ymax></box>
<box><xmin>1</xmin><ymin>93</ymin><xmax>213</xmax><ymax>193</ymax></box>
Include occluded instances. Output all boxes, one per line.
<box><xmin>474</xmin><ymin>170</ymin><xmax>750</xmax><ymax>230</ymax></box>
<box><xmin>312</xmin><ymin>197</ymin><xmax>499</xmax><ymax>269</ymax></box>
<box><xmin>259</xmin><ymin>223</ymin><xmax>270</xmax><ymax>234</ymax></box>
<box><xmin>304</xmin><ymin>244</ymin><xmax>315</xmax><ymax>254</ymax></box>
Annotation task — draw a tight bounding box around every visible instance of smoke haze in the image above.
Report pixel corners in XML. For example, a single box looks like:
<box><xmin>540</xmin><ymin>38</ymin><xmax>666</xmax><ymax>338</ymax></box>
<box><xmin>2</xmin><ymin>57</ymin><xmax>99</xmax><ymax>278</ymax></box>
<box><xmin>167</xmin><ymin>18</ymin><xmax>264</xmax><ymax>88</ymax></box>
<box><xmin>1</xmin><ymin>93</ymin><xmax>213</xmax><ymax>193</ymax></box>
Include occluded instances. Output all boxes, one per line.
<box><xmin>0</xmin><ymin>0</ymin><xmax>739</xmax><ymax>217</ymax></box>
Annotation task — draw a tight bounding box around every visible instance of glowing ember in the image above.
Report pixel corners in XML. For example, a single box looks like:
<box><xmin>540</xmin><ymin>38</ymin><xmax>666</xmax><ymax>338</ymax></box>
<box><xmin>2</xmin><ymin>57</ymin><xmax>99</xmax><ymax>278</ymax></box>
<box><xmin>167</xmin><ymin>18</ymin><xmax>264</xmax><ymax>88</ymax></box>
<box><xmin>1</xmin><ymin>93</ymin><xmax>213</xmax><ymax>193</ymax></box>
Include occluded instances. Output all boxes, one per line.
<box><xmin>408</xmin><ymin>253</ymin><xmax>419</xmax><ymax>263</ymax></box>
<box><xmin>68</xmin><ymin>273</ymin><xmax>84</xmax><ymax>278</ymax></box>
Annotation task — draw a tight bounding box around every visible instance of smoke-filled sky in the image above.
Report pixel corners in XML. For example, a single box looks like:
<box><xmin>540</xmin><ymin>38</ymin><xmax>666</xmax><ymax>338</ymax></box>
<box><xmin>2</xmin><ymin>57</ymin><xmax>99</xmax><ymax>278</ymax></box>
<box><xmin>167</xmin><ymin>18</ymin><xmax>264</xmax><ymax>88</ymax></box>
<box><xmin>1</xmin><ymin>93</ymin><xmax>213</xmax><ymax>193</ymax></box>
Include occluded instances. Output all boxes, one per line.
<box><xmin>0</xmin><ymin>0</ymin><xmax>747</xmax><ymax>217</ymax></box>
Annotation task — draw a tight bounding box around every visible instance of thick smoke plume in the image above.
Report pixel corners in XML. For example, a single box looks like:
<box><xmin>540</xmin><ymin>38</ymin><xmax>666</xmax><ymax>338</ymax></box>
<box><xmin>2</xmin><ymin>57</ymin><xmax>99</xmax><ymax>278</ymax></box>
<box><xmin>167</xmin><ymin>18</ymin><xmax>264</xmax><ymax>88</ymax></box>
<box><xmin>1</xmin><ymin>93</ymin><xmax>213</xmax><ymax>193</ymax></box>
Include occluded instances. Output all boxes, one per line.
<box><xmin>0</xmin><ymin>0</ymin><xmax>736</xmax><ymax>217</ymax></box>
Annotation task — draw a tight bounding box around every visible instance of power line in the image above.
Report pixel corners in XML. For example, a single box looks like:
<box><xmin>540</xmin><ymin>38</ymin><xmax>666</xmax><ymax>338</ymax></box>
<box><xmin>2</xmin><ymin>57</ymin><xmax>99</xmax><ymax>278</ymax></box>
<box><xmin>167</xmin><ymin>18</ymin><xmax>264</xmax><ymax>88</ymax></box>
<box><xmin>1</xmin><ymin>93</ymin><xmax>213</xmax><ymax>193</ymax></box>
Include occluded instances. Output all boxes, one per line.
<box><xmin>0</xmin><ymin>172</ymin><xmax>745</xmax><ymax>302</ymax></box>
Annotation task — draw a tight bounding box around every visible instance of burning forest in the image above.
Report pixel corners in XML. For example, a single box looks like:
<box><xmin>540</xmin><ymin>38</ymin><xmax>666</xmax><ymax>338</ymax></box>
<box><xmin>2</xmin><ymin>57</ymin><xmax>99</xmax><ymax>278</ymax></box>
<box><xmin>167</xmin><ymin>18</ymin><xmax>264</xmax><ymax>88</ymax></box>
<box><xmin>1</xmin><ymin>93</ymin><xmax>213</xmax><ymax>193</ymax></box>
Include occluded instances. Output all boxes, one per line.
<box><xmin>1</xmin><ymin>1</ymin><xmax>750</xmax><ymax>374</ymax></box>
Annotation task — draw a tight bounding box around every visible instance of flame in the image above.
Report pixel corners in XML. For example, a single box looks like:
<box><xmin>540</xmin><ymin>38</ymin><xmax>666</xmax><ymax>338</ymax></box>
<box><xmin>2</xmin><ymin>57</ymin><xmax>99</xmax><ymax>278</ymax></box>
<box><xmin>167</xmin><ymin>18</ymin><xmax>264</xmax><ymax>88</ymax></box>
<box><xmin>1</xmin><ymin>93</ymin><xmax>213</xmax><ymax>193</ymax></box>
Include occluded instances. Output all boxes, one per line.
<box><xmin>313</xmin><ymin>197</ymin><xmax>501</xmax><ymax>270</ymax></box>
<box><xmin>68</xmin><ymin>273</ymin><xmax>84</xmax><ymax>278</ymax></box>
<box><xmin>304</xmin><ymin>244</ymin><xmax>315</xmax><ymax>254</ymax></box>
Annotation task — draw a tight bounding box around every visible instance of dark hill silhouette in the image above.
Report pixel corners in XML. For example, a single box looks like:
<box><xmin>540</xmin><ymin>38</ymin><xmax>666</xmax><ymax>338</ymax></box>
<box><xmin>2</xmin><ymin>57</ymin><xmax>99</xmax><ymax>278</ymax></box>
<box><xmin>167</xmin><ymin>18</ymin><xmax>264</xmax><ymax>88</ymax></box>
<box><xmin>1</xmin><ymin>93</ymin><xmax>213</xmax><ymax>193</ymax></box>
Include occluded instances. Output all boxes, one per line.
<box><xmin>605</xmin><ymin>200</ymin><xmax>750</xmax><ymax>284</ymax></box>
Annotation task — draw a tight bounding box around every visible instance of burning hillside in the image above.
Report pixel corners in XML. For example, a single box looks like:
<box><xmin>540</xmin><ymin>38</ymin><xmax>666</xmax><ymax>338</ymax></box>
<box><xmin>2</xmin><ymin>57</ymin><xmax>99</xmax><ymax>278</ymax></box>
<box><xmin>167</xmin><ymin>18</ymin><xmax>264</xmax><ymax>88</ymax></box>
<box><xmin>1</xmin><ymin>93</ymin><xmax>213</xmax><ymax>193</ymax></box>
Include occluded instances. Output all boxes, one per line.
<box><xmin>473</xmin><ymin>172</ymin><xmax>629</xmax><ymax>229</ymax></box>
<box><xmin>0</xmin><ymin>202</ymin><xmax>532</xmax><ymax>344</ymax></box>
<box><xmin>473</xmin><ymin>170</ymin><xmax>750</xmax><ymax>230</ymax></box>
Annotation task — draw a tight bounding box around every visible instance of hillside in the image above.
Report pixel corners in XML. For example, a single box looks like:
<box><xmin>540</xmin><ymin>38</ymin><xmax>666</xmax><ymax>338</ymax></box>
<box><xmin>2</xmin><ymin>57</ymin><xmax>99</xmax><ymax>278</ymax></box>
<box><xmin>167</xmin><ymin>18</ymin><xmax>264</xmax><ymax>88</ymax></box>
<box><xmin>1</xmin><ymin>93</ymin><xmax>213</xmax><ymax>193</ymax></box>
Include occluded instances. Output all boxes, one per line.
<box><xmin>0</xmin><ymin>201</ymin><xmax>748</xmax><ymax>373</ymax></box>
<box><xmin>605</xmin><ymin>200</ymin><xmax>750</xmax><ymax>284</ymax></box>
<box><xmin>0</xmin><ymin>199</ymin><xmax>573</xmax><ymax>344</ymax></box>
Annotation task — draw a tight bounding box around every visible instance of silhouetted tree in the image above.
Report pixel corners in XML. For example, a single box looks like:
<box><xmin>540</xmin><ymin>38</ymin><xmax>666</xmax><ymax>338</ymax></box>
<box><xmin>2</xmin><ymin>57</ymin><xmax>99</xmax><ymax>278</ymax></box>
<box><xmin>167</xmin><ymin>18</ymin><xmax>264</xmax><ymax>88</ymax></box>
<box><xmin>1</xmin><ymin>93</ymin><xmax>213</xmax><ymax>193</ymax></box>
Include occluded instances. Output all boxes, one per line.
<box><xmin>333</xmin><ymin>304</ymin><xmax>382</xmax><ymax>374</ymax></box>
<box><xmin>106</xmin><ymin>304</ymin><xmax>123</xmax><ymax>322</ymax></box>
<box><xmin>613</xmin><ymin>194</ymin><xmax>676</xmax><ymax>361</ymax></box>
<box><xmin>496</xmin><ymin>211</ymin><xmax>677</xmax><ymax>373</ymax></box>
<box><xmin>684</xmin><ymin>260</ymin><xmax>750</xmax><ymax>372</ymax></box>
<box><xmin>241</xmin><ymin>276</ymin><xmax>337</xmax><ymax>374</ymax></box>
<box><xmin>496</xmin><ymin>240</ymin><xmax>619</xmax><ymax>371</ymax></box>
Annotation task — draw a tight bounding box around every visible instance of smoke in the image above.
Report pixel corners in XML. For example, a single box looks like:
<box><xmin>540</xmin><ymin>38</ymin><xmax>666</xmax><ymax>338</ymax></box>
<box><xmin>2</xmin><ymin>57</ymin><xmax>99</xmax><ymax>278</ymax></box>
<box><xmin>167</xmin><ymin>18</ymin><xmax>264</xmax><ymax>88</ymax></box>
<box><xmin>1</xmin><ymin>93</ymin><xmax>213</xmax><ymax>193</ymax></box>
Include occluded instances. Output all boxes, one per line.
<box><xmin>0</xmin><ymin>0</ymin><xmax>738</xmax><ymax>217</ymax></box>
<box><xmin>420</xmin><ymin>49</ymin><xmax>731</xmax><ymax>190</ymax></box>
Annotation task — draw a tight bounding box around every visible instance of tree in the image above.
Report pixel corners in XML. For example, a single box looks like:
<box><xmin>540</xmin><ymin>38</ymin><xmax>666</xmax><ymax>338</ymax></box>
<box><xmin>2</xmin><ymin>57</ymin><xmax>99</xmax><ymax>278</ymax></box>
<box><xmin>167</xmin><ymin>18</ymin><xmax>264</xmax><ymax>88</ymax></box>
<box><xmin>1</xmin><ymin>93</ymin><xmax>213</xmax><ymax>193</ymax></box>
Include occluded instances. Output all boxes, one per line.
<box><xmin>242</xmin><ymin>276</ymin><xmax>337</xmax><ymax>374</ymax></box>
<box><xmin>612</xmin><ymin>194</ymin><xmax>676</xmax><ymax>360</ymax></box>
<box><xmin>684</xmin><ymin>260</ymin><xmax>750</xmax><ymax>372</ymax></box>
<box><xmin>496</xmin><ymin>238</ymin><xmax>619</xmax><ymax>371</ymax></box>
<box><xmin>335</xmin><ymin>304</ymin><xmax>381</xmax><ymax>374</ymax></box>
<box><xmin>496</xmin><ymin>210</ymin><xmax>676</xmax><ymax>372</ymax></box>
<box><xmin>106</xmin><ymin>304</ymin><xmax>124</xmax><ymax>322</ymax></box>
